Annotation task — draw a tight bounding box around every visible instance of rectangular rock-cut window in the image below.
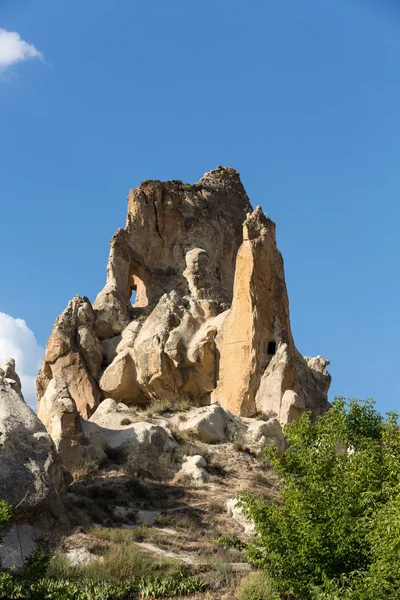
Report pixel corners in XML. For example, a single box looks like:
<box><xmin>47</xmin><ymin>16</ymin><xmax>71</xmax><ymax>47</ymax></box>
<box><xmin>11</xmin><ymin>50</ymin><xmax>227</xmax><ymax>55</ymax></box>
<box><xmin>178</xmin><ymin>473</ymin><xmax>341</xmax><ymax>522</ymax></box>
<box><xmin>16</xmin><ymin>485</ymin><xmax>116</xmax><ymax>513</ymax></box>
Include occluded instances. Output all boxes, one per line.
<box><xmin>267</xmin><ymin>341</ymin><xmax>276</xmax><ymax>356</ymax></box>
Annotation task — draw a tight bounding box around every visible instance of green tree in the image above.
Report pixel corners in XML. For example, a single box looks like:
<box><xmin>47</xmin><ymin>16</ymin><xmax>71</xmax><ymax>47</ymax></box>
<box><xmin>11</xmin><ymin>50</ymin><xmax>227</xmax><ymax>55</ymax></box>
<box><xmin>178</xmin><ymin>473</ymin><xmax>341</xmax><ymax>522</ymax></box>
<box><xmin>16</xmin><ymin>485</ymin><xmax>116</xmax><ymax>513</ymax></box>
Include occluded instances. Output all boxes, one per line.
<box><xmin>240</xmin><ymin>398</ymin><xmax>400</xmax><ymax>599</ymax></box>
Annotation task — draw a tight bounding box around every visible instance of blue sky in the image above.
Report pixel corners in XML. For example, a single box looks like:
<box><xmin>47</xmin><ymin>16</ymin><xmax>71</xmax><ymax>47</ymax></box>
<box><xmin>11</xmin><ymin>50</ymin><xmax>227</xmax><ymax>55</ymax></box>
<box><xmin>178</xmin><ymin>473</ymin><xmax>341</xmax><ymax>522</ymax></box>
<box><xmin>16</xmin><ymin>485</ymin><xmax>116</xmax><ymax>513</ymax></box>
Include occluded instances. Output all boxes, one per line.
<box><xmin>0</xmin><ymin>0</ymin><xmax>399</xmax><ymax>413</ymax></box>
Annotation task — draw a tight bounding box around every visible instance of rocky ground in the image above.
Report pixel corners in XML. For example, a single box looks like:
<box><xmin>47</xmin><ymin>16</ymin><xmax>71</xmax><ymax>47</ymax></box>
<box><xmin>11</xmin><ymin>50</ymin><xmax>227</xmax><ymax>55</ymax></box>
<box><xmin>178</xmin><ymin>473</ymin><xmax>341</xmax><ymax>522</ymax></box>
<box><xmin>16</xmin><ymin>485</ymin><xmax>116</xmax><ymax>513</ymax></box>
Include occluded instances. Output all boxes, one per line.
<box><xmin>58</xmin><ymin>438</ymin><xmax>279</xmax><ymax>599</ymax></box>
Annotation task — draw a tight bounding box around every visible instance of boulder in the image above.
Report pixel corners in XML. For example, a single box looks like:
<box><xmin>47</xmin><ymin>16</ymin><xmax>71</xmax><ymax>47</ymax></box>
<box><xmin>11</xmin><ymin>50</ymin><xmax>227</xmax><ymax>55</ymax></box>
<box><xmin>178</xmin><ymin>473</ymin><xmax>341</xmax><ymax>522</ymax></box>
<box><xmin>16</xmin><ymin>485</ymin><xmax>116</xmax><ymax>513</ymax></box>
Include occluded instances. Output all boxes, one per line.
<box><xmin>243</xmin><ymin>418</ymin><xmax>284</xmax><ymax>456</ymax></box>
<box><xmin>226</xmin><ymin>498</ymin><xmax>256</xmax><ymax>537</ymax></box>
<box><xmin>83</xmin><ymin>405</ymin><xmax>181</xmax><ymax>479</ymax></box>
<box><xmin>87</xmin><ymin>397</ymin><xmax>138</xmax><ymax>429</ymax></box>
<box><xmin>177</xmin><ymin>404</ymin><xmax>228</xmax><ymax>443</ymax></box>
<box><xmin>99</xmin><ymin>349</ymin><xmax>143</xmax><ymax>404</ymax></box>
<box><xmin>177</xmin><ymin>455</ymin><xmax>209</xmax><ymax>485</ymax></box>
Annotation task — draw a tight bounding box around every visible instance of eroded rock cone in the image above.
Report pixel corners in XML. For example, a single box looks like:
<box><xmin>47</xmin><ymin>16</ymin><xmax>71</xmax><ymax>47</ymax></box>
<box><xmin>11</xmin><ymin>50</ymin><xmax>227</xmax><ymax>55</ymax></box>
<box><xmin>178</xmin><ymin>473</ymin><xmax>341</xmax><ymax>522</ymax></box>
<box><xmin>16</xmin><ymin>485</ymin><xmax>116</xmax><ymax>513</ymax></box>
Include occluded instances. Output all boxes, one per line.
<box><xmin>0</xmin><ymin>362</ymin><xmax>71</xmax><ymax>567</ymax></box>
<box><xmin>37</xmin><ymin>167</ymin><xmax>330</xmax><ymax>440</ymax></box>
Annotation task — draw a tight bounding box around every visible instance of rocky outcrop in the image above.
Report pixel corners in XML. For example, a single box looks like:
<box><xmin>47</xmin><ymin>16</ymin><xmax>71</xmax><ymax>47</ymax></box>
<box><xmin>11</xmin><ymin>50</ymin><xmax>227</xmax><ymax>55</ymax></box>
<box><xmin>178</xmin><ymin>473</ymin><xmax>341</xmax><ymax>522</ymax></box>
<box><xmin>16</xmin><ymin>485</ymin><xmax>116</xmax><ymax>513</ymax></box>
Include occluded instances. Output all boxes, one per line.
<box><xmin>0</xmin><ymin>358</ymin><xmax>22</xmax><ymax>394</ymax></box>
<box><xmin>0</xmin><ymin>362</ymin><xmax>71</xmax><ymax>567</ymax></box>
<box><xmin>37</xmin><ymin>296</ymin><xmax>102</xmax><ymax>419</ymax></box>
<box><xmin>212</xmin><ymin>207</ymin><xmax>330</xmax><ymax>421</ymax></box>
<box><xmin>38</xmin><ymin>377</ymin><xmax>106</xmax><ymax>473</ymax></box>
<box><xmin>37</xmin><ymin>167</ymin><xmax>330</xmax><ymax>437</ymax></box>
<box><xmin>83</xmin><ymin>400</ymin><xmax>181</xmax><ymax>479</ymax></box>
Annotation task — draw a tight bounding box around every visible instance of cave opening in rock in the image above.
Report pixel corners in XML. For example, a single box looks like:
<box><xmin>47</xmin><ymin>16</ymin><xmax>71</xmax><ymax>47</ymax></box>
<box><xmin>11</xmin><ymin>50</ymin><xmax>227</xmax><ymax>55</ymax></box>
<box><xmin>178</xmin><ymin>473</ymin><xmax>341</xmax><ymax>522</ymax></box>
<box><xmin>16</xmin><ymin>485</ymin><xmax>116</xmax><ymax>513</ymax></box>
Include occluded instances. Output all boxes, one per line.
<box><xmin>267</xmin><ymin>341</ymin><xmax>276</xmax><ymax>356</ymax></box>
<box><xmin>128</xmin><ymin>262</ymin><xmax>148</xmax><ymax>308</ymax></box>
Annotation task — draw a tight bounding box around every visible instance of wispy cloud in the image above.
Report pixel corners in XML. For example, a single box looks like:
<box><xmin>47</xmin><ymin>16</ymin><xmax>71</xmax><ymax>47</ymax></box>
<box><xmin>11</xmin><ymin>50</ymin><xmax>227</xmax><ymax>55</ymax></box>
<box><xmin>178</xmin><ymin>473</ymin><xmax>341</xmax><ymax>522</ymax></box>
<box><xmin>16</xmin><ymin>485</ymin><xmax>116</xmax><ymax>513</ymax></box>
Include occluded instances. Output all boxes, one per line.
<box><xmin>0</xmin><ymin>28</ymin><xmax>43</xmax><ymax>75</ymax></box>
<box><xmin>0</xmin><ymin>312</ymin><xmax>44</xmax><ymax>409</ymax></box>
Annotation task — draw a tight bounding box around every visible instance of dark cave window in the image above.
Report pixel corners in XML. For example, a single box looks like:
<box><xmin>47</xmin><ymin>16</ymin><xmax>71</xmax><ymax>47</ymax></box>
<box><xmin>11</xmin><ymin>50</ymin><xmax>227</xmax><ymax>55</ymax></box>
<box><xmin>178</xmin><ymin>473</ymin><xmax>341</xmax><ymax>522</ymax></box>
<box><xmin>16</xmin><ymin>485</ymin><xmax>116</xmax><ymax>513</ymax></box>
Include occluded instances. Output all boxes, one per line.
<box><xmin>267</xmin><ymin>341</ymin><xmax>276</xmax><ymax>356</ymax></box>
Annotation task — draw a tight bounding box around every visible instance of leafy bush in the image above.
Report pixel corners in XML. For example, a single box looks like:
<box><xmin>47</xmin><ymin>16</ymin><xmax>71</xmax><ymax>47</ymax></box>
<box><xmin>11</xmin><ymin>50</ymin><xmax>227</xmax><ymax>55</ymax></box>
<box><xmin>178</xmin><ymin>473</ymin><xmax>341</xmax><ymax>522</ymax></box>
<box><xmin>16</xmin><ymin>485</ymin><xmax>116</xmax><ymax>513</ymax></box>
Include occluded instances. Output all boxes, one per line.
<box><xmin>237</xmin><ymin>571</ymin><xmax>277</xmax><ymax>600</ymax></box>
<box><xmin>240</xmin><ymin>398</ymin><xmax>400</xmax><ymax>599</ymax></box>
<box><xmin>138</xmin><ymin>571</ymin><xmax>205</xmax><ymax>598</ymax></box>
<box><xmin>0</xmin><ymin>577</ymin><xmax>133</xmax><ymax>600</ymax></box>
<box><xmin>0</xmin><ymin>571</ymin><xmax>204</xmax><ymax>599</ymax></box>
<box><xmin>22</xmin><ymin>548</ymin><xmax>51</xmax><ymax>583</ymax></box>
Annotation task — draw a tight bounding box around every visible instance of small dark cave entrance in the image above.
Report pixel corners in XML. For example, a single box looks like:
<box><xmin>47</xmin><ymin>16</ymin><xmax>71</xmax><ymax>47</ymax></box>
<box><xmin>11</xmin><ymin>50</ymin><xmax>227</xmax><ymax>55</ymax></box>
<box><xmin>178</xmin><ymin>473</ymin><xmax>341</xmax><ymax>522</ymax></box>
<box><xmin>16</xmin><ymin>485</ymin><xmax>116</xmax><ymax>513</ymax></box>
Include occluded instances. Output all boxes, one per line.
<box><xmin>267</xmin><ymin>340</ymin><xmax>276</xmax><ymax>356</ymax></box>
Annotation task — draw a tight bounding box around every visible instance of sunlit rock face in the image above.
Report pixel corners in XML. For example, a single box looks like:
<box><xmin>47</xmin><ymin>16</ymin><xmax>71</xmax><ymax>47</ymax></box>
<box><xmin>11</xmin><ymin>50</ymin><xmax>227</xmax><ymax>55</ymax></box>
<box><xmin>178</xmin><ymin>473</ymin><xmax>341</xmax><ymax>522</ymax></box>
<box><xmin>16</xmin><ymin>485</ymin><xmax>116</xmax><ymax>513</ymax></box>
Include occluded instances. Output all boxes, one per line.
<box><xmin>37</xmin><ymin>167</ymin><xmax>330</xmax><ymax>427</ymax></box>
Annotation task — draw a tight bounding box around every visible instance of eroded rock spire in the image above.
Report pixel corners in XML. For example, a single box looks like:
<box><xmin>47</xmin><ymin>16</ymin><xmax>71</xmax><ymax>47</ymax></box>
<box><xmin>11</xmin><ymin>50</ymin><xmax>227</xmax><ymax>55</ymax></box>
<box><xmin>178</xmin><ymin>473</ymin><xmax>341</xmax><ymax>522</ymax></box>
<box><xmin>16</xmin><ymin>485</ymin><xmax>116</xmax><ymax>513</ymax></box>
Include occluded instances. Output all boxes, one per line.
<box><xmin>37</xmin><ymin>167</ymin><xmax>330</xmax><ymax>426</ymax></box>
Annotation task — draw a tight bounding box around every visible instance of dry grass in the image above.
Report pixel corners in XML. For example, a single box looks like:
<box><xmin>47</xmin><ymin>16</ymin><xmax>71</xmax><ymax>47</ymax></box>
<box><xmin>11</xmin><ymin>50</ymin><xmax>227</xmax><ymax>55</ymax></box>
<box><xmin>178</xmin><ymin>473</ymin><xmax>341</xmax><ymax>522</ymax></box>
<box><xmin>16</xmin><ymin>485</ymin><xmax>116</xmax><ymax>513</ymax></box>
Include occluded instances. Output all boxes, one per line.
<box><xmin>237</xmin><ymin>571</ymin><xmax>276</xmax><ymax>600</ymax></box>
<box><xmin>71</xmin><ymin>457</ymin><xmax>101</xmax><ymax>482</ymax></box>
<box><xmin>48</xmin><ymin>541</ymin><xmax>185</xmax><ymax>583</ymax></box>
<box><xmin>145</xmin><ymin>397</ymin><xmax>191</xmax><ymax>416</ymax></box>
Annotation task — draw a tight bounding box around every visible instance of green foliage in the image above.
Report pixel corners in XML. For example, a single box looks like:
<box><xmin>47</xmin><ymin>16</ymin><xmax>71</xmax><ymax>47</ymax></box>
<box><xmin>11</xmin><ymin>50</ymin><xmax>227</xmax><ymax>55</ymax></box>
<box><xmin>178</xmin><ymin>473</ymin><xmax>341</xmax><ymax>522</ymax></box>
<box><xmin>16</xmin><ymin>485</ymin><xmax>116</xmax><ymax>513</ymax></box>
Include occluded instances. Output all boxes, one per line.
<box><xmin>0</xmin><ymin>435</ymin><xmax>12</xmax><ymax>560</ymax></box>
<box><xmin>217</xmin><ymin>534</ymin><xmax>246</xmax><ymax>551</ymax></box>
<box><xmin>0</xmin><ymin>501</ymin><xmax>10</xmax><ymax>535</ymax></box>
<box><xmin>240</xmin><ymin>397</ymin><xmax>400</xmax><ymax>599</ymax></box>
<box><xmin>0</xmin><ymin>576</ymin><xmax>133</xmax><ymax>600</ymax></box>
<box><xmin>22</xmin><ymin>548</ymin><xmax>51</xmax><ymax>583</ymax></box>
<box><xmin>0</xmin><ymin>571</ymin><xmax>204</xmax><ymax>599</ymax></box>
<box><xmin>0</xmin><ymin>537</ymin><xmax>204</xmax><ymax>599</ymax></box>
<box><xmin>237</xmin><ymin>571</ymin><xmax>277</xmax><ymax>600</ymax></box>
<box><xmin>138</xmin><ymin>571</ymin><xmax>205</xmax><ymax>597</ymax></box>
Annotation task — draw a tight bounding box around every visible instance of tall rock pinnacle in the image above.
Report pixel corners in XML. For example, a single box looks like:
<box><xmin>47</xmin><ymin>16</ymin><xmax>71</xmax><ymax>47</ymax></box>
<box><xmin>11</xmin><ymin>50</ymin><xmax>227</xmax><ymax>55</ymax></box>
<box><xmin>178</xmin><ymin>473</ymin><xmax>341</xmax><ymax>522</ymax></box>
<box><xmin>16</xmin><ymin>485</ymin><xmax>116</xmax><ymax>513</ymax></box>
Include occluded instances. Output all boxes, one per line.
<box><xmin>37</xmin><ymin>167</ymin><xmax>330</xmax><ymax>424</ymax></box>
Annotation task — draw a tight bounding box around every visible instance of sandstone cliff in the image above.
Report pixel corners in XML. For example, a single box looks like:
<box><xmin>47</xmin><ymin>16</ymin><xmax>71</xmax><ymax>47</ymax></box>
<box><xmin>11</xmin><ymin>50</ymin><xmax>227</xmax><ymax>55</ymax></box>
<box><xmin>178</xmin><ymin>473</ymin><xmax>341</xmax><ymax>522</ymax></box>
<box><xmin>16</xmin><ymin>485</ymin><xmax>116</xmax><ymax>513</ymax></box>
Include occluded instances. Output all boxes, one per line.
<box><xmin>37</xmin><ymin>167</ymin><xmax>330</xmax><ymax>428</ymax></box>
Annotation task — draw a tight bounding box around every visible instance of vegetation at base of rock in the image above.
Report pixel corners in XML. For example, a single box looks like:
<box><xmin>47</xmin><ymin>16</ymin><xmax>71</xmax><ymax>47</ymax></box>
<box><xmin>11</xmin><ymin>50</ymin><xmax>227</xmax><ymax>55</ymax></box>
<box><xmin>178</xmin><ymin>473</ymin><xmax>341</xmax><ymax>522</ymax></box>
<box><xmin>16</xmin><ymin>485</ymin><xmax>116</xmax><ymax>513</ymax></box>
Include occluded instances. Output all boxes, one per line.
<box><xmin>72</xmin><ymin>457</ymin><xmax>101</xmax><ymax>481</ymax></box>
<box><xmin>0</xmin><ymin>501</ymin><xmax>11</xmax><ymax>594</ymax></box>
<box><xmin>237</xmin><ymin>571</ymin><xmax>277</xmax><ymax>600</ymax></box>
<box><xmin>145</xmin><ymin>397</ymin><xmax>191</xmax><ymax>416</ymax></box>
<box><xmin>0</xmin><ymin>502</ymin><xmax>10</xmax><ymax>539</ymax></box>
<box><xmin>0</xmin><ymin>556</ymin><xmax>204</xmax><ymax>599</ymax></box>
<box><xmin>240</xmin><ymin>397</ymin><xmax>400</xmax><ymax>599</ymax></box>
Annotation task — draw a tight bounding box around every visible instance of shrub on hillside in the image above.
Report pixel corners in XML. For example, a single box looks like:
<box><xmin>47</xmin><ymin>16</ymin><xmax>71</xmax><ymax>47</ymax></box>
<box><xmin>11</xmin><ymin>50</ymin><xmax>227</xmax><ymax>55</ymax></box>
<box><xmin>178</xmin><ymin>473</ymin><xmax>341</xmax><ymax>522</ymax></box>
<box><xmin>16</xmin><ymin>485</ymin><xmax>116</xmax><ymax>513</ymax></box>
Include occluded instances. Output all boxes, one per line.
<box><xmin>237</xmin><ymin>571</ymin><xmax>277</xmax><ymax>600</ymax></box>
<box><xmin>240</xmin><ymin>397</ymin><xmax>400</xmax><ymax>599</ymax></box>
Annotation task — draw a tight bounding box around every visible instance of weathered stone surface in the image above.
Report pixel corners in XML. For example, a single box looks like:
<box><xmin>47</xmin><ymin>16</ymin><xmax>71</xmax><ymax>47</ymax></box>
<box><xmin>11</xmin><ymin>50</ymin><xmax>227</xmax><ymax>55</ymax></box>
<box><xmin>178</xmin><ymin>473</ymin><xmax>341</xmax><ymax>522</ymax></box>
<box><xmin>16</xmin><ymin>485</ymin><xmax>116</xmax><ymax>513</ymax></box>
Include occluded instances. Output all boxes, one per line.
<box><xmin>38</xmin><ymin>167</ymin><xmax>330</xmax><ymax>444</ymax></box>
<box><xmin>82</xmin><ymin>414</ymin><xmax>181</xmax><ymax>479</ymax></box>
<box><xmin>212</xmin><ymin>207</ymin><xmax>330</xmax><ymax>421</ymax></box>
<box><xmin>226</xmin><ymin>498</ymin><xmax>256</xmax><ymax>537</ymax></box>
<box><xmin>177</xmin><ymin>404</ymin><xmax>228</xmax><ymax>444</ymax></box>
<box><xmin>38</xmin><ymin>377</ymin><xmax>106</xmax><ymax>472</ymax></box>
<box><xmin>86</xmin><ymin>398</ymin><xmax>137</xmax><ymax>429</ymax></box>
<box><xmin>0</xmin><ymin>358</ymin><xmax>22</xmax><ymax>394</ymax></box>
<box><xmin>0</xmin><ymin>365</ymin><xmax>71</xmax><ymax>566</ymax></box>
<box><xmin>37</xmin><ymin>296</ymin><xmax>102</xmax><ymax>418</ymax></box>
<box><xmin>212</xmin><ymin>207</ymin><xmax>294</xmax><ymax>417</ymax></box>
<box><xmin>99</xmin><ymin>349</ymin><xmax>143</xmax><ymax>404</ymax></box>
<box><xmin>243</xmin><ymin>417</ymin><xmax>284</xmax><ymax>456</ymax></box>
<box><xmin>176</xmin><ymin>455</ymin><xmax>209</xmax><ymax>485</ymax></box>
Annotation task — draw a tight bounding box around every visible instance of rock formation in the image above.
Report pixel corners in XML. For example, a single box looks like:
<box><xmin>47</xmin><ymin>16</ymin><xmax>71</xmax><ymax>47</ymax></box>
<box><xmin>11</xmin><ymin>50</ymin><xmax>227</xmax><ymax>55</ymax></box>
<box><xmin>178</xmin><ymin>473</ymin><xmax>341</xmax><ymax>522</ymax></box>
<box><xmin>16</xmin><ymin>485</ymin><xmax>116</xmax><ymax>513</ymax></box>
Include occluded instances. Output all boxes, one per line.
<box><xmin>37</xmin><ymin>167</ymin><xmax>330</xmax><ymax>440</ymax></box>
<box><xmin>0</xmin><ymin>361</ymin><xmax>71</xmax><ymax>567</ymax></box>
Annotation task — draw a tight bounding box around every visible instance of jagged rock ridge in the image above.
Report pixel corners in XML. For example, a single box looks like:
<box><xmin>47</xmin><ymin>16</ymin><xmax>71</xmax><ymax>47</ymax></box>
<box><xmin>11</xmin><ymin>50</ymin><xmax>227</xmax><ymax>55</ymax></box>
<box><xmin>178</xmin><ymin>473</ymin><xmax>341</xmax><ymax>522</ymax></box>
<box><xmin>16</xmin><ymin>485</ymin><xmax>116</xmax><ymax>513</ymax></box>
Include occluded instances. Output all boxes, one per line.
<box><xmin>37</xmin><ymin>167</ymin><xmax>330</xmax><ymax>428</ymax></box>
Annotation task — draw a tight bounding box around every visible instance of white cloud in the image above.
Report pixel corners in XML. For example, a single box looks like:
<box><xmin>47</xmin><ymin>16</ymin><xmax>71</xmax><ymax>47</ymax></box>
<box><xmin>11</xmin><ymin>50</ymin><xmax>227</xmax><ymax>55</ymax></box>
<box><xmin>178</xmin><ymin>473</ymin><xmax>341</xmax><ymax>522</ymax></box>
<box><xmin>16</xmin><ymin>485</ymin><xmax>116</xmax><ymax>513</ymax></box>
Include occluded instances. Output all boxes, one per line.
<box><xmin>0</xmin><ymin>28</ymin><xmax>43</xmax><ymax>74</ymax></box>
<box><xmin>0</xmin><ymin>313</ymin><xmax>44</xmax><ymax>409</ymax></box>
